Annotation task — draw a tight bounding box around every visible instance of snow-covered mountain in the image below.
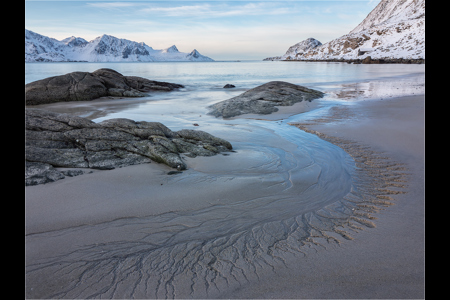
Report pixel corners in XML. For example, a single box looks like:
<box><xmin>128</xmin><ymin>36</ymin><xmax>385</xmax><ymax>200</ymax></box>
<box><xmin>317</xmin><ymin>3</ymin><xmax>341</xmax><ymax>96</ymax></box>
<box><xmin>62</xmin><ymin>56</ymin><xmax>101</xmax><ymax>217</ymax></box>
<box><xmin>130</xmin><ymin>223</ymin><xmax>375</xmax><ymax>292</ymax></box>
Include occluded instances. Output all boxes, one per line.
<box><xmin>264</xmin><ymin>38</ymin><xmax>322</xmax><ymax>61</ymax></box>
<box><xmin>61</xmin><ymin>36</ymin><xmax>88</xmax><ymax>48</ymax></box>
<box><xmin>25</xmin><ymin>29</ymin><xmax>214</xmax><ymax>62</ymax></box>
<box><xmin>25</xmin><ymin>29</ymin><xmax>69</xmax><ymax>61</ymax></box>
<box><xmin>265</xmin><ymin>0</ymin><xmax>425</xmax><ymax>62</ymax></box>
<box><xmin>350</xmin><ymin>0</ymin><xmax>425</xmax><ymax>34</ymax></box>
<box><xmin>283</xmin><ymin>38</ymin><xmax>322</xmax><ymax>59</ymax></box>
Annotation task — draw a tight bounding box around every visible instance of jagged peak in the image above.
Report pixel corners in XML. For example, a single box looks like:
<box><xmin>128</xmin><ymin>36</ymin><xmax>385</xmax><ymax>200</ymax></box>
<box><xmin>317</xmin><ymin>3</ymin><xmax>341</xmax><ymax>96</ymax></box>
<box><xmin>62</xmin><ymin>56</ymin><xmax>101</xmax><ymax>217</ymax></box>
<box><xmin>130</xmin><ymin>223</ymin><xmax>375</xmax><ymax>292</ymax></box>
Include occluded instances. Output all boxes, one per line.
<box><xmin>163</xmin><ymin>45</ymin><xmax>179</xmax><ymax>53</ymax></box>
<box><xmin>25</xmin><ymin>29</ymin><xmax>58</xmax><ymax>42</ymax></box>
<box><xmin>283</xmin><ymin>38</ymin><xmax>322</xmax><ymax>58</ymax></box>
<box><xmin>25</xmin><ymin>30</ymin><xmax>214</xmax><ymax>62</ymax></box>
<box><xmin>290</xmin><ymin>38</ymin><xmax>322</xmax><ymax>48</ymax></box>
<box><xmin>61</xmin><ymin>36</ymin><xmax>88</xmax><ymax>47</ymax></box>
<box><xmin>94</xmin><ymin>34</ymin><xmax>114</xmax><ymax>42</ymax></box>
<box><xmin>187</xmin><ymin>49</ymin><xmax>200</xmax><ymax>58</ymax></box>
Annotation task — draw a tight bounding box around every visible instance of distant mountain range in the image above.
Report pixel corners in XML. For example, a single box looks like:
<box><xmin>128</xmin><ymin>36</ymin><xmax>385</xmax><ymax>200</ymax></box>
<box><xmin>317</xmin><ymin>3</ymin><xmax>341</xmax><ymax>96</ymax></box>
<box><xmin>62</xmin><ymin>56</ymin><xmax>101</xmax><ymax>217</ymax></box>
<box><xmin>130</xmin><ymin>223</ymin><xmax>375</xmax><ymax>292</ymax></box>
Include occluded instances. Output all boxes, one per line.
<box><xmin>264</xmin><ymin>0</ymin><xmax>425</xmax><ymax>62</ymax></box>
<box><xmin>25</xmin><ymin>29</ymin><xmax>214</xmax><ymax>62</ymax></box>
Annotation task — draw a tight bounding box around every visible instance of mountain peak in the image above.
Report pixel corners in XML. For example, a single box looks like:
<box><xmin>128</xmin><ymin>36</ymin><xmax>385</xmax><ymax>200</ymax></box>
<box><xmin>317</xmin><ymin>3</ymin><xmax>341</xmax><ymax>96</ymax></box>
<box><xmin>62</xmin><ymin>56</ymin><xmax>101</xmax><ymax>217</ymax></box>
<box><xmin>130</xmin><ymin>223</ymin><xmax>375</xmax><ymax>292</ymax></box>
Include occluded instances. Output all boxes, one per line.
<box><xmin>187</xmin><ymin>49</ymin><xmax>200</xmax><ymax>58</ymax></box>
<box><xmin>95</xmin><ymin>34</ymin><xmax>114</xmax><ymax>43</ymax></box>
<box><xmin>163</xmin><ymin>45</ymin><xmax>179</xmax><ymax>53</ymax></box>
<box><xmin>61</xmin><ymin>36</ymin><xmax>88</xmax><ymax>47</ymax></box>
<box><xmin>283</xmin><ymin>38</ymin><xmax>322</xmax><ymax>59</ymax></box>
<box><xmin>25</xmin><ymin>30</ymin><xmax>214</xmax><ymax>62</ymax></box>
<box><xmin>185</xmin><ymin>49</ymin><xmax>214</xmax><ymax>61</ymax></box>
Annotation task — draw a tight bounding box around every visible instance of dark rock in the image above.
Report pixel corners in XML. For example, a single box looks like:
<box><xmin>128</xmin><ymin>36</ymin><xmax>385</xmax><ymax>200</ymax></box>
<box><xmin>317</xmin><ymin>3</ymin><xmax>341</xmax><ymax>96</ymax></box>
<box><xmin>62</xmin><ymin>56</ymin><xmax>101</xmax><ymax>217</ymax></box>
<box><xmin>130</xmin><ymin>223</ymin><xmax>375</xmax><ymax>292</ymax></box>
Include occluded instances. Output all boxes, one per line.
<box><xmin>362</xmin><ymin>56</ymin><xmax>372</xmax><ymax>64</ymax></box>
<box><xmin>25</xmin><ymin>68</ymin><xmax>184</xmax><ymax>105</ymax></box>
<box><xmin>223</xmin><ymin>84</ymin><xmax>236</xmax><ymax>88</ymax></box>
<box><xmin>362</xmin><ymin>56</ymin><xmax>383</xmax><ymax>64</ymax></box>
<box><xmin>60</xmin><ymin>169</ymin><xmax>85</xmax><ymax>177</ymax></box>
<box><xmin>25</xmin><ymin>146</ymin><xmax>89</xmax><ymax>168</ymax></box>
<box><xmin>283</xmin><ymin>58</ymin><xmax>424</xmax><ymax>64</ymax></box>
<box><xmin>176</xmin><ymin>129</ymin><xmax>233</xmax><ymax>151</ymax></box>
<box><xmin>25</xmin><ymin>108</ymin><xmax>232</xmax><ymax>185</ymax></box>
<box><xmin>25</xmin><ymin>71</ymin><xmax>107</xmax><ymax>105</ymax></box>
<box><xmin>126</xmin><ymin>76</ymin><xmax>184</xmax><ymax>92</ymax></box>
<box><xmin>92</xmin><ymin>68</ymin><xmax>129</xmax><ymax>89</ymax></box>
<box><xmin>208</xmin><ymin>81</ymin><xmax>324</xmax><ymax>118</ymax></box>
<box><xmin>25</xmin><ymin>161</ymin><xmax>65</xmax><ymax>186</ymax></box>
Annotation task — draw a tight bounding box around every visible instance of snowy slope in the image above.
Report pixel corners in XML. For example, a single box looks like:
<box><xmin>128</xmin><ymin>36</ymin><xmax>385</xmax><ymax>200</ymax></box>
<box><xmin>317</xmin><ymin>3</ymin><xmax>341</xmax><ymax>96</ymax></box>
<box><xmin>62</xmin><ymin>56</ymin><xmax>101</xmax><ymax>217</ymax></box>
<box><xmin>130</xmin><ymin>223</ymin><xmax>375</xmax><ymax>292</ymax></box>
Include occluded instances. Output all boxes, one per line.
<box><xmin>266</xmin><ymin>0</ymin><xmax>424</xmax><ymax>61</ymax></box>
<box><xmin>350</xmin><ymin>0</ymin><xmax>425</xmax><ymax>34</ymax></box>
<box><xmin>25</xmin><ymin>29</ymin><xmax>68</xmax><ymax>61</ymax></box>
<box><xmin>282</xmin><ymin>38</ymin><xmax>322</xmax><ymax>60</ymax></box>
<box><xmin>263</xmin><ymin>38</ymin><xmax>322</xmax><ymax>61</ymax></box>
<box><xmin>61</xmin><ymin>36</ymin><xmax>88</xmax><ymax>48</ymax></box>
<box><xmin>25</xmin><ymin>30</ymin><xmax>214</xmax><ymax>62</ymax></box>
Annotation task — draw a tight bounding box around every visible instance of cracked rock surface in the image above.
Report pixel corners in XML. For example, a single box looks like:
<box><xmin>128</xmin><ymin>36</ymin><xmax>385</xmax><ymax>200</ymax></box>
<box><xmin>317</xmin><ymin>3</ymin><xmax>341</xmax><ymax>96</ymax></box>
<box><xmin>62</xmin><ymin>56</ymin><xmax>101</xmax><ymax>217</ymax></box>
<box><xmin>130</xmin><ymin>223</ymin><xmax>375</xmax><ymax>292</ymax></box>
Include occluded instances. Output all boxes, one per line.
<box><xmin>208</xmin><ymin>81</ymin><xmax>324</xmax><ymax>118</ymax></box>
<box><xmin>25</xmin><ymin>108</ymin><xmax>232</xmax><ymax>185</ymax></box>
<box><xmin>25</xmin><ymin>68</ymin><xmax>184</xmax><ymax>105</ymax></box>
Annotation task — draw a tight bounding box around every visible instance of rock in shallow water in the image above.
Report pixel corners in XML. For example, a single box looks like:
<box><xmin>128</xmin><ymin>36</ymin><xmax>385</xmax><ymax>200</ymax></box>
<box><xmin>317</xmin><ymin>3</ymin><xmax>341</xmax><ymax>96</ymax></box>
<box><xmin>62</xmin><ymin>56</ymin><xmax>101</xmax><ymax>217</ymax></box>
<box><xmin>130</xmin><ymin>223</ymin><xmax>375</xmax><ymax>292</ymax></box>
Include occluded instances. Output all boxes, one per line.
<box><xmin>25</xmin><ymin>108</ymin><xmax>232</xmax><ymax>185</ymax></box>
<box><xmin>25</xmin><ymin>68</ymin><xmax>184</xmax><ymax>105</ymax></box>
<box><xmin>208</xmin><ymin>81</ymin><xmax>324</xmax><ymax>118</ymax></box>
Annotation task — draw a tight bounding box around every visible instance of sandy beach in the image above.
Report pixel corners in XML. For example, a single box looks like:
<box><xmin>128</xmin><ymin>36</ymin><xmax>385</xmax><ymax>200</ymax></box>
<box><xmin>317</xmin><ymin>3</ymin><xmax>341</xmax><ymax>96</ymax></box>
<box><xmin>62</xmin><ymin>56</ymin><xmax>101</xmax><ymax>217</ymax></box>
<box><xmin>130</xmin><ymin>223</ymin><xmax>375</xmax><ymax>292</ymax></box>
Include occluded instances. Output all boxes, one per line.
<box><xmin>25</xmin><ymin>0</ymin><xmax>426</xmax><ymax>296</ymax></box>
<box><xmin>25</xmin><ymin>78</ymin><xmax>425</xmax><ymax>298</ymax></box>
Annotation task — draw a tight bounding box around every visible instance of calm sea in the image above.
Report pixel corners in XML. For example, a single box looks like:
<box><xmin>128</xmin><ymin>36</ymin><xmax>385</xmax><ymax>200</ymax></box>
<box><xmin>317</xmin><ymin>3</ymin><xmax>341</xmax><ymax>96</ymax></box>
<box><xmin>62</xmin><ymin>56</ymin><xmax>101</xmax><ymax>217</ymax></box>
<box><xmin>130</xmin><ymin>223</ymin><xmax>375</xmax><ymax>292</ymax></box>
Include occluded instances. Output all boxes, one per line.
<box><xmin>25</xmin><ymin>60</ymin><xmax>424</xmax><ymax>87</ymax></box>
<box><xmin>25</xmin><ymin>60</ymin><xmax>424</xmax><ymax>123</ymax></box>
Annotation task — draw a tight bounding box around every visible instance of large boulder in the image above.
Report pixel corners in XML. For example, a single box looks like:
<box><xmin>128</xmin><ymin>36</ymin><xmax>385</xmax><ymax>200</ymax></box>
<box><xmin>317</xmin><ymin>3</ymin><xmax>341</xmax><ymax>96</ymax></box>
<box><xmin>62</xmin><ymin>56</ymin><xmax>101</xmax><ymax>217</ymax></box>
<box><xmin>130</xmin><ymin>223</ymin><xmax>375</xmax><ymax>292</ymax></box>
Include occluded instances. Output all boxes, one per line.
<box><xmin>25</xmin><ymin>108</ymin><xmax>232</xmax><ymax>185</ymax></box>
<box><xmin>208</xmin><ymin>81</ymin><xmax>324</xmax><ymax>118</ymax></box>
<box><xmin>25</xmin><ymin>68</ymin><xmax>184</xmax><ymax>105</ymax></box>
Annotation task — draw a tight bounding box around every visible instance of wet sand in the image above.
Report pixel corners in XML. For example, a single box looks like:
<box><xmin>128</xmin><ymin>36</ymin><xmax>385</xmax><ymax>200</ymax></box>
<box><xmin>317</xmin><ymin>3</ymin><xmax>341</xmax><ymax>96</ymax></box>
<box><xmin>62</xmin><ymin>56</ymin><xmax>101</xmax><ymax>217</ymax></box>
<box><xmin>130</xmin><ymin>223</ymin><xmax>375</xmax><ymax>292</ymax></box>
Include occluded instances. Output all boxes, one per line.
<box><xmin>227</xmin><ymin>94</ymin><xmax>425</xmax><ymax>298</ymax></box>
<box><xmin>25</xmin><ymin>92</ymin><xmax>424</xmax><ymax>298</ymax></box>
<box><xmin>26</xmin><ymin>115</ymin><xmax>358</xmax><ymax>298</ymax></box>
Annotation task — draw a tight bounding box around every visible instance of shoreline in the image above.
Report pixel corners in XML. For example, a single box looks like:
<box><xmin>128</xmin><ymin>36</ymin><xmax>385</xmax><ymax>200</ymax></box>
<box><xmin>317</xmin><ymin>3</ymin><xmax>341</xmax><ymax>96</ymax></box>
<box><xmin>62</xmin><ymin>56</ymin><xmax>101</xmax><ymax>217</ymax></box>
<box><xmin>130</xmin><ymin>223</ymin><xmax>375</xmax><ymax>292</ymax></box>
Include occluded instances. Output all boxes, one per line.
<box><xmin>25</xmin><ymin>76</ymin><xmax>425</xmax><ymax>298</ymax></box>
<box><xmin>264</xmin><ymin>57</ymin><xmax>425</xmax><ymax>64</ymax></box>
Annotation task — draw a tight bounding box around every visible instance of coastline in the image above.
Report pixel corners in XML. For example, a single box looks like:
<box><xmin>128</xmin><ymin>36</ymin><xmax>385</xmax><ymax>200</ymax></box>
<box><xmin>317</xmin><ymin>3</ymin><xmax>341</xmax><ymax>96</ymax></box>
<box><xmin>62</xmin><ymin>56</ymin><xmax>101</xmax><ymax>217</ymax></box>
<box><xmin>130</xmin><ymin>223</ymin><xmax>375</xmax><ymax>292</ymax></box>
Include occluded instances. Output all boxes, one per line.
<box><xmin>25</xmin><ymin>76</ymin><xmax>425</xmax><ymax>298</ymax></box>
<box><xmin>225</xmin><ymin>94</ymin><xmax>425</xmax><ymax>298</ymax></box>
<box><xmin>264</xmin><ymin>57</ymin><xmax>425</xmax><ymax>64</ymax></box>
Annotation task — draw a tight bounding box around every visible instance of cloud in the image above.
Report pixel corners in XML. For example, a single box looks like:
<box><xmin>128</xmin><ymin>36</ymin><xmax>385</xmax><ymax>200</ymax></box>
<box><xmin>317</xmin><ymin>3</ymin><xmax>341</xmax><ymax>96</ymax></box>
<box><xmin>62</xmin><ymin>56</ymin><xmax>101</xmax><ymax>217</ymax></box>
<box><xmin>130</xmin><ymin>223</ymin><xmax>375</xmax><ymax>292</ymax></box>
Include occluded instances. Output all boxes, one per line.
<box><xmin>138</xmin><ymin>2</ymin><xmax>292</xmax><ymax>18</ymax></box>
<box><xmin>139</xmin><ymin>4</ymin><xmax>212</xmax><ymax>17</ymax></box>
<box><xmin>87</xmin><ymin>2</ymin><xmax>138</xmax><ymax>9</ymax></box>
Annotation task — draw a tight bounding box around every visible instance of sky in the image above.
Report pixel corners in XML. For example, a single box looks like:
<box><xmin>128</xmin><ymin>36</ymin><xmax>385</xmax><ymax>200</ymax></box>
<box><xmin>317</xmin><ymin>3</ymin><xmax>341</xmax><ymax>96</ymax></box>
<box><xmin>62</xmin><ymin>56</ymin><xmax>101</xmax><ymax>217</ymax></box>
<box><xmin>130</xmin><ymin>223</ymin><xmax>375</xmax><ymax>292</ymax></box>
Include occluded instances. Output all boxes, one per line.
<box><xmin>25</xmin><ymin>0</ymin><xmax>380</xmax><ymax>60</ymax></box>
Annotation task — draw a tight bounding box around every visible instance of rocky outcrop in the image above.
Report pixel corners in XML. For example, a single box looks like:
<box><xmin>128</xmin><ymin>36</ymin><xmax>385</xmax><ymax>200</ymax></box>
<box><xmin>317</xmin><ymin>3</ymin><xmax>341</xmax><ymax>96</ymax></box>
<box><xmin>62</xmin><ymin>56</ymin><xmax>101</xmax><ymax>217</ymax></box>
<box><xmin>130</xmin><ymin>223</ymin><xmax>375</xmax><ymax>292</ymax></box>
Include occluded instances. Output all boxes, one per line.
<box><xmin>25</xmin><ymin>108</ymin><xmax>232</xmax><ymax>185</ymax></box>
<box><xmin>285</xmin><ymin>57</ymin><xmax>424</xmax><ymax>64</ymax></box>
<box><xmin>25</xmin><ymin>68</ymin><xmax>184</xmax><ymax>105</ymax></box>
<box><xmin>208</xmin><ymin>81</ymin><xmax>324</xmax><ymax>118</ymax></box>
